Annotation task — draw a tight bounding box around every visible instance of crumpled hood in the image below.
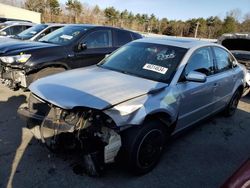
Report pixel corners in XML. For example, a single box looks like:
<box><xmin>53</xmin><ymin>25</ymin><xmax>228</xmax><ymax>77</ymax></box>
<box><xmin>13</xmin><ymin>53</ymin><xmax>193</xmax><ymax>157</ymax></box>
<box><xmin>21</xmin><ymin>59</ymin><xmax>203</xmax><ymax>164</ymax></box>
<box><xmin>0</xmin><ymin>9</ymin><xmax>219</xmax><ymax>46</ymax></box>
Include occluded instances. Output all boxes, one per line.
<box><xmin>0</xmin><ymin>41</ymin><xmax>58</xmax><ymax>55</ymax></box>
<box><xmin>29</xmin><ymin>66</ymin><xmax>167</xmax><ymax>110</ymax></box>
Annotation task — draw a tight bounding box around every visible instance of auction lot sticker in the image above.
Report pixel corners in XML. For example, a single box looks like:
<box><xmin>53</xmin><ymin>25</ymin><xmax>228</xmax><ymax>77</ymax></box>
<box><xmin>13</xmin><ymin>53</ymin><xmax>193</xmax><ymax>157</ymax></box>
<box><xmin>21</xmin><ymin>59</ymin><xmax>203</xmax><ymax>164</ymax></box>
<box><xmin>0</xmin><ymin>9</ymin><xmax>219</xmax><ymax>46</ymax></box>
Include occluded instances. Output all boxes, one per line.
<box><xmin>143</xmin><ymin>63</ymin><xmax>168</xmax><ymax>74</ymax></box>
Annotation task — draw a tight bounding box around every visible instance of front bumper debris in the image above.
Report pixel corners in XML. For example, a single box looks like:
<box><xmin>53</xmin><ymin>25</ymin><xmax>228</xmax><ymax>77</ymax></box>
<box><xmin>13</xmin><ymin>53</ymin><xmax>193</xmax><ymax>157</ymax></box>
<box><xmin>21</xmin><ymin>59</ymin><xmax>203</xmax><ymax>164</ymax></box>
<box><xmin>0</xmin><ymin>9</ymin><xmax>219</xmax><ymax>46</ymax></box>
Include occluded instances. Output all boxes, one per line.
<box><xmin>0</xmin><ymin>63</ymin><xmax>27</xmax><ymax>89</ymax></box>
<box><xmin>18</xmin><ymin>105</ymin><xmax>122</xmax><ymax>176</ymax></box>
<box><xmin>18</xmin><ymin>107</ymin><xmax>44</xmax><ymax>126</ymax></box>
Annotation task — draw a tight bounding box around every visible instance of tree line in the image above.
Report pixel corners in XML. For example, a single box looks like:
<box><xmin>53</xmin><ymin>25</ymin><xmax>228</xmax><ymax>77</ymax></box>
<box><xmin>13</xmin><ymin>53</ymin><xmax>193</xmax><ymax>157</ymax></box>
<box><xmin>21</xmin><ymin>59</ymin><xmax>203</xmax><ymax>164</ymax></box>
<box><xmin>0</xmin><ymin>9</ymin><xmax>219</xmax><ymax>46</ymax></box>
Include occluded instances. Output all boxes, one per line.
<box><xmin>2</xmin><ymin>0</ymin><xmax>250</xmax><ymax>38</ymax></box>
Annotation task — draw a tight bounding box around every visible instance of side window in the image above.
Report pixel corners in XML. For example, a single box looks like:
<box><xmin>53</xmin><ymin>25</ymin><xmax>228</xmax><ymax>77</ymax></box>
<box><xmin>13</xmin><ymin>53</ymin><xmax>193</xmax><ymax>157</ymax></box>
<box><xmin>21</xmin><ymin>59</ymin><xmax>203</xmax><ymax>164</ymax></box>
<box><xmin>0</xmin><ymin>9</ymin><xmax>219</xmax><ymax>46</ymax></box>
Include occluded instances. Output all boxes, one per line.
<box><xmin>3</xmin><ymin>27</ymin><xmax>11</xmax><ymax>35</ymax></box>
<box><xmin>213</xmin><ymin>47</ymin><xmax>233</xmax><ymax>72</ymax></box>
<box><xmin>184</xmin><ymin>47</ymin><xmax>214</xmax><ymax>76</ymax></box>
<box><xmin>114</xmin><ymin>30</ymin><xmax>133</xmax><ymax>46</ymax></box>
<box><xmin>24</xmin><ymin>25</ymin><xmax>31</xmax><ymax>30</ymax></box>
<box><xmin>83</xmin><ymin>30</ymin><xmax>112</xmax><ymax>49</ymax></box>
<box><xmin>50</xmin><ymin>26</ymin><xmax>61</xmax><ymax>33</ymax></box>
<box><xmin>132</xmin><ymin>32</ymin><xmax>142</xmax><ymax>40</ymax></box>
<box><xmin>11</xmin><ymin>26</ymin><xmax>25</xmax><ymax>35</ymax></box>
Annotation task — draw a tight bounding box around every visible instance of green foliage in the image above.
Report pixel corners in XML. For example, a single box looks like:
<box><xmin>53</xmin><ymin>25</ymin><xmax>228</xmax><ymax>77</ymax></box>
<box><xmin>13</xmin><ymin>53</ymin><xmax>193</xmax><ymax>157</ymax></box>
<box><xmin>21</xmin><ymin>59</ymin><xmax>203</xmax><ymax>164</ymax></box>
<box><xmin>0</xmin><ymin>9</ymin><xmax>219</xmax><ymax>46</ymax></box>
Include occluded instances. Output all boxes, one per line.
<box><xmin>66</xmin><ymin>0</ymin><xmax>82</xmax><ymax>23</ymax></box>
<box><xmin>221</xmin><ymin>16</ymin><xmax>237</xmax><ymax>33</ymax></box>
<box><xmin>47</xmin><ymin>0</ymin><xmax>60</xmax><ymax>15</ymax></box>
<box><xmin>23</xmin><ymin>0</ymin><xmax>250</xmax><ymax>38</ymax></box>
<box><xmin>25</xmin><ymin>0</ymin><xmax>46</xmax><ymax>13</ymax></box>
<box><xmin>104</xmin><ymin>6</ymin><xmax>119</xmax><ymax>25</ymax></box>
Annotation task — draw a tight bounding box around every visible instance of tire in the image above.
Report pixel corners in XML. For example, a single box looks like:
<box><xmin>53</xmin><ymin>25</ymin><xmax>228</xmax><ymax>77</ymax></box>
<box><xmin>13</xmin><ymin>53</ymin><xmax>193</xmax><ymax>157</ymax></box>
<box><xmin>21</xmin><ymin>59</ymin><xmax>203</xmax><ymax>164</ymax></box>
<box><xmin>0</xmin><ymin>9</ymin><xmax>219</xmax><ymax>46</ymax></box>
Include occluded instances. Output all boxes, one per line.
<box><xmin>120</xmin><ymin>120</ymin><xmax>167</xmax><ymax>175</ymax></box>
<box><xmin>224</xmin><ymin>90</ymin><xmax>241</xmax><ymax>117</ymax></box>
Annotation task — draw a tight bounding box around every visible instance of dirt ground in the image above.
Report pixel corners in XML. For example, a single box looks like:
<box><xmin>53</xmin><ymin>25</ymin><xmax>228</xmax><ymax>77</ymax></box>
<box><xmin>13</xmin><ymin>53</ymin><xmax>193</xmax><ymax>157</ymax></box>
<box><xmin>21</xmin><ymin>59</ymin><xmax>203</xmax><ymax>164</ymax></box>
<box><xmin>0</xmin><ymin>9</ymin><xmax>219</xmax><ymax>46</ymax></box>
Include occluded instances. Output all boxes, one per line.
<box><xmin>0</xmin><ymin>84</ymin><xmax>250</xmax><ymax>188</ymax></box>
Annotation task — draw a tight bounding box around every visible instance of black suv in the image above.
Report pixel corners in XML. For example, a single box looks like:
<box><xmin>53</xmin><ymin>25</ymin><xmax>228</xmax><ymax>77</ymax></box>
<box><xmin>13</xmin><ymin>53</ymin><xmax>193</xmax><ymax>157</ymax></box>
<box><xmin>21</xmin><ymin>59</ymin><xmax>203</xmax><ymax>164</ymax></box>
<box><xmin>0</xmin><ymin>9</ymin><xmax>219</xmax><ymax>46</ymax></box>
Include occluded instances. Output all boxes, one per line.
<box><xmin>0</xmin><ymin>24</ymin><xmax>142</xmax><ymax>89</ymax></box>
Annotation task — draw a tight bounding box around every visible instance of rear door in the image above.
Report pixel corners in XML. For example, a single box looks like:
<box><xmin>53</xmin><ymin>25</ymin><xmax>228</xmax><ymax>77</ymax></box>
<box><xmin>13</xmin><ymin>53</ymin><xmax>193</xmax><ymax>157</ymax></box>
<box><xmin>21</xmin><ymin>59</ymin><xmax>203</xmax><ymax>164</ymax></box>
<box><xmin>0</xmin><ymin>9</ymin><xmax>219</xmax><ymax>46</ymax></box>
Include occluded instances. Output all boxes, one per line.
<box><xmin>211</xmin><ymin>46</ymin><xmax>236</xmax><ymax>110</ymax></box>
<box><xmin>71</xmin><ymin>29</ymin><xmax>115</xmax><ymax>68</ymax></box>
<box><xmin>176</xmin><ymin>47</ymin><xmax>217</xmax><ymax>129</ymax></box>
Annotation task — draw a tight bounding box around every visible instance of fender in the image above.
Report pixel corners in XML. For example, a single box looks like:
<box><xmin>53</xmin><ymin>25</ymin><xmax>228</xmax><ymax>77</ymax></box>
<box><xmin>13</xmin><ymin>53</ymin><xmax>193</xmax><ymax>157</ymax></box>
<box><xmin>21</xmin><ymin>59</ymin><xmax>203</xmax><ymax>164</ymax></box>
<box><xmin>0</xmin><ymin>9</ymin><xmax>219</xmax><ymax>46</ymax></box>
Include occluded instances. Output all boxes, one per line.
<box><xmin>25</xmin><ymin>61</ymin><xmax>70</xmax><ymax>75</ymax></box>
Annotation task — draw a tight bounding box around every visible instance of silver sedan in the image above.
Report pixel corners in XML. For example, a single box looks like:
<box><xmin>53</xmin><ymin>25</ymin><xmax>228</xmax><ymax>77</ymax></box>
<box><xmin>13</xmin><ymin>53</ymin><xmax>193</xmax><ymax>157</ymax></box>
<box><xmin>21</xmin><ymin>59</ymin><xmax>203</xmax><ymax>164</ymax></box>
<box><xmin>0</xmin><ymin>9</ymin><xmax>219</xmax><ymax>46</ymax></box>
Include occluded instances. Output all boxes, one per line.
<box><xmin>18</xmin><ymin>38</ymin><xmax>246</xmax><ymax>176</ymax></box>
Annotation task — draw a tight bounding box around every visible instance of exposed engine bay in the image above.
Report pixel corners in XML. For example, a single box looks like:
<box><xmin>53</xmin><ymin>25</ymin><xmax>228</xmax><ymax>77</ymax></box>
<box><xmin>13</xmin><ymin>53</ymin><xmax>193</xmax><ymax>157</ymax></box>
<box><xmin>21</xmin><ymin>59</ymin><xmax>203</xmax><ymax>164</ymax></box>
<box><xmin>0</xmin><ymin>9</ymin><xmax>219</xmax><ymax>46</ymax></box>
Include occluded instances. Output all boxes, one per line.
<box><xmin>23</xmin><ymin>95</ymin><xmax>122</xmax><ymax>176</ymax></box>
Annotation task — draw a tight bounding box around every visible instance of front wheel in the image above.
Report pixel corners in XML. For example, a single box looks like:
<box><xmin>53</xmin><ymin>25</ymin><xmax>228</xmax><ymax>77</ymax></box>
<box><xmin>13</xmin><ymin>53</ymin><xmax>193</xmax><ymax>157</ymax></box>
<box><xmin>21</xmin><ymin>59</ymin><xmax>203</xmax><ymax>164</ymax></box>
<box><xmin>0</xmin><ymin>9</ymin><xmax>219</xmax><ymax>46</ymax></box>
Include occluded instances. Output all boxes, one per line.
<box><xmin>224</xmin><ymin>90</ymin><xmax>241</xmax><ymax>117</ymax></box>
<box><xmin>120</xmin><ymin>120</ymin><xmax>167</xmax><ymax>175</ymax></box>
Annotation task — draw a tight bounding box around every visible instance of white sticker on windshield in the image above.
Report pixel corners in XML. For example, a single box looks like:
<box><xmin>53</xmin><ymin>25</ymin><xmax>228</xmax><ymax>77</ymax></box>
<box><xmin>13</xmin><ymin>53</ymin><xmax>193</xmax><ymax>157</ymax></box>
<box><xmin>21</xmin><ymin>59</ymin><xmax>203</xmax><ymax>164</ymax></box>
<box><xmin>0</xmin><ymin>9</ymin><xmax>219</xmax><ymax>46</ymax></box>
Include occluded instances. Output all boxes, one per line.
<box><xmin>143</xmin><ymin>63</ymin><xmax>168</xmax><ymax>74</ymax></box>
<box><xmin>60</xmin><ymin>34</ymin><xmax>73</xmax><ymax>40</ymax></box>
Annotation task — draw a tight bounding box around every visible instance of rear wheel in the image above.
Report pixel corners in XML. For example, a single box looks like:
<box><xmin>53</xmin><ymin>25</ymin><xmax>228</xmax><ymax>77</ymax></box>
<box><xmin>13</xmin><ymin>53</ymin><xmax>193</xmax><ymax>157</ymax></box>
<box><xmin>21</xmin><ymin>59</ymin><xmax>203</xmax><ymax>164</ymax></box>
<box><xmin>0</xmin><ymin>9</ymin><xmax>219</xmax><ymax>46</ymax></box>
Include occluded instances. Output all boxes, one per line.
<box><xmin>120</xmin><ymin>120</ymin><xmax>167</xmax><ymax>175</ymax></box>
<box><xmin>224</xmin><ymin>90</ymin><xmax>241</xmax><ymax>117</ymax></box>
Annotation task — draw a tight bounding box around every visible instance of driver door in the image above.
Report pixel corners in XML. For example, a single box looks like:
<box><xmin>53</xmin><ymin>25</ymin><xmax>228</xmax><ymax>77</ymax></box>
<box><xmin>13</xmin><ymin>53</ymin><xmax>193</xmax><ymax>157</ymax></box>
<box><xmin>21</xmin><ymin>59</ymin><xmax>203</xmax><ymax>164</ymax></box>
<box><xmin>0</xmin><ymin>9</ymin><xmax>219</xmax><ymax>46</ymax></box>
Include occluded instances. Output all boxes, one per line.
<box><xmin>176</xmin><ymin>47</ymin><xmax>217</xmax><ymax>130</ymax></box>
<box><xmin>71</xmin><ymin>29</ymin><xmax>116</xmax><ymax>69</ymax></box>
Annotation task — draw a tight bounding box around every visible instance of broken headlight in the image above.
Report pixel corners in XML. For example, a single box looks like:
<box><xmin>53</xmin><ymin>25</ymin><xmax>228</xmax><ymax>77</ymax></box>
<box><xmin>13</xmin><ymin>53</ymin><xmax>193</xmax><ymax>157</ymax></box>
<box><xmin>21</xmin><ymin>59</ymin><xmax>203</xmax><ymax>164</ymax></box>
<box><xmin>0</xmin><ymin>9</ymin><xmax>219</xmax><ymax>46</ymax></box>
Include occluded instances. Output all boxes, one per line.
<box><xmin>0</xmin><ymin>54</ymin><xmax>31</xmax><ymax>64</ymax></box>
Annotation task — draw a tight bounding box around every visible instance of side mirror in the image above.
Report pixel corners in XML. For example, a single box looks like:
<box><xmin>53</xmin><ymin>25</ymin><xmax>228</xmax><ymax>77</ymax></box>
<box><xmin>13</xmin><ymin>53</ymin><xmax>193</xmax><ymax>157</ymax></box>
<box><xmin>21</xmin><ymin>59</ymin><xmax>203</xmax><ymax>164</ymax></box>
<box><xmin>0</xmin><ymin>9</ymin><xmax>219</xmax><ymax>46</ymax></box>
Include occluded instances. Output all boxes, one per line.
<box><xmin>185</xmin><ymin>71</ymin><xmax>207</xmax><ymax>83</ymax></box>
<box><xmin>77</xmin><ymin>43</ymin><xmax>87</xmax><ymax>51</ymax></box>
<box><xmin>232</xmin><ymin>60</ymin><xmax>238</xmax><ymax>68</ymax></box>
<box><xmin>0</xmin><ymin>31</ymin><xmax>7</xmax><ymax>36</ymax></box>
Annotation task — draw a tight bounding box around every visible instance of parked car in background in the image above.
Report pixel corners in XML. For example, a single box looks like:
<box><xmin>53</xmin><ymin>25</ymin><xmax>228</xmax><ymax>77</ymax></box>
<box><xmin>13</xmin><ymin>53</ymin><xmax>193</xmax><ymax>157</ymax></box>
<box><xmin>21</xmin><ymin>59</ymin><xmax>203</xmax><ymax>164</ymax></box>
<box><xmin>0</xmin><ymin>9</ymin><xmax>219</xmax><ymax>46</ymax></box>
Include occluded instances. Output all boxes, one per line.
<box><xmin>0</xmin><ymin>17</ymin><xmax>32</xmax><ymax>23</ymax></box>
<box><xmin>12</xmin><ymin>23</ymin><xmax>64</xmax><ymax>41</ymax></box>
<box><xmin>18</xmin><ymin>38</ymin><xmax>245</xmax><ymax>176</ymax></box>
<box><xmin>0</xmin><ymin>24</ymin><xmax>142</xmax><ymax>90</ymax></box>
<box><xmin>218</xmin><ymin>33</ymin><xmax>250</xmax><ymax>94</ymax></box>
<box><xmin>0</xmin><ymin>21</ymin><xmax>34</xmax><ymax>37</ymax></box>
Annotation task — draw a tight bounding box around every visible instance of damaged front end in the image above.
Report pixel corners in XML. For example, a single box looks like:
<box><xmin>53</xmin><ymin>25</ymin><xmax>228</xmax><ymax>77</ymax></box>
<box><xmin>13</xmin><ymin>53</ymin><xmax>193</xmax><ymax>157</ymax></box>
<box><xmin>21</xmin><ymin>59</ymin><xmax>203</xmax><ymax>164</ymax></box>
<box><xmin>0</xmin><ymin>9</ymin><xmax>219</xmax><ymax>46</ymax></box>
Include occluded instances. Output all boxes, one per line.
<box><xmin>0</xmin><ymin>64</ymin><xmax>28</xmax><ymax>90</ymax></box>
<box><xmin>18</xmin><ymin>94</ymin><xmax>122</xmax><ymax>176</ymax></box>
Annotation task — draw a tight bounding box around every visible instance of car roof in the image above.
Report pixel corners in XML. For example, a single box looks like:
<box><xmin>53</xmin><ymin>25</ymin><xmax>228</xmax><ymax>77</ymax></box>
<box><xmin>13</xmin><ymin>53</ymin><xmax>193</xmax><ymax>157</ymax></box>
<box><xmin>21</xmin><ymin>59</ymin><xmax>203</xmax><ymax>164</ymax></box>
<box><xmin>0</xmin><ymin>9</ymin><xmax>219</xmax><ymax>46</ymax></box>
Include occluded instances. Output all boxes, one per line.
<box><xmin>136</xmin><ymin>37</ymin><xmax>216</xmax><ymax>49</ymax></box>
<box><xmin>43</xmin><ymin>23</ymin><xmax>66</xmax><ymax>27</ymax></box>
<box><xmin>63</xmin><ymin>24</ymin><xmax>138</xmax><ymax>33</ymax></box>
<box><xmin>0</xmin><ymin>17</ymin><xmax>32</xmax><ymax>23</ymax></box>
<box><xmin>1</xmin><ymin>21</ymin><xmax>34</xmax><ymax>26</ymax></box>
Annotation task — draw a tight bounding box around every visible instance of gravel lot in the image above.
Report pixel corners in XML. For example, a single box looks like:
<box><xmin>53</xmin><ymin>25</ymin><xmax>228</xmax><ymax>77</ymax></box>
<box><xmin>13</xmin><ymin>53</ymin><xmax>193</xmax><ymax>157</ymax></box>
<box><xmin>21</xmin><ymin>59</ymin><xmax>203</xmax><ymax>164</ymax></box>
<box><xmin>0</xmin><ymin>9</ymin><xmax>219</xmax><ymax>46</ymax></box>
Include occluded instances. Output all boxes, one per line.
<box><xmin>0</xmin><ymin>84</ymin><xmax>250</xmax><ymax>188</ymax></box>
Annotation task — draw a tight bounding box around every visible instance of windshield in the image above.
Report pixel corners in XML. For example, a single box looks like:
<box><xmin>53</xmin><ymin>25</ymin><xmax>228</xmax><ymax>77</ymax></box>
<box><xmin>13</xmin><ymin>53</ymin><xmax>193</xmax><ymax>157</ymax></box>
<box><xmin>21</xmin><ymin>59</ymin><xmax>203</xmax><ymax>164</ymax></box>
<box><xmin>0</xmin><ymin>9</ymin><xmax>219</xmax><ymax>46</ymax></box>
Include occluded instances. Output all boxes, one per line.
<box><xmin>99</xmin><ymin>42</ymin><xmax>187</xmax><ymax>83</ymax></box>
<box><xmin>16</xmin><ymin>24</ymin><xmax>48</xmax><ymax>40</ymax></box>
<box><xmin>38</xmin><ymin>25</ymin><xmax>91</xmax><ymax>45</ymax></box>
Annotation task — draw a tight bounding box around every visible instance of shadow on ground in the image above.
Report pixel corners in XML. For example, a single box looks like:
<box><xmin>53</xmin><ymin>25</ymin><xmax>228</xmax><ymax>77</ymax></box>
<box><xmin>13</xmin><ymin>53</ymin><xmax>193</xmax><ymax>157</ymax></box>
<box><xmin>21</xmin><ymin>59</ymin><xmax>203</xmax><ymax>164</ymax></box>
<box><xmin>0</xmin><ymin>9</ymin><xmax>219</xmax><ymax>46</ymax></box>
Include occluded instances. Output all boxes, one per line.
<box><xmin>0</xmin><ymin>94</ymin><xmax>28</xmax><ymax>188</ymax></box>
<box><xmin>0</xmin><ymin>91</ymin><xmax>249</xmax><ymax>188</ymax></box>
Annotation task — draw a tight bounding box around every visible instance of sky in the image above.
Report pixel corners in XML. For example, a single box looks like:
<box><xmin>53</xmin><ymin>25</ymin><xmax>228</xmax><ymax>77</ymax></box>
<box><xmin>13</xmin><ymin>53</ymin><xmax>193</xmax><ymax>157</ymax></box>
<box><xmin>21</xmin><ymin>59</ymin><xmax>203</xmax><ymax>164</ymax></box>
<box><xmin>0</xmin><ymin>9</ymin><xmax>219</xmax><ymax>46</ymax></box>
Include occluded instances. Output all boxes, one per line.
<box><xmin>60</xmin><ymin>0</ymin><xmax>250</xmax><ymax>21</ymax></box>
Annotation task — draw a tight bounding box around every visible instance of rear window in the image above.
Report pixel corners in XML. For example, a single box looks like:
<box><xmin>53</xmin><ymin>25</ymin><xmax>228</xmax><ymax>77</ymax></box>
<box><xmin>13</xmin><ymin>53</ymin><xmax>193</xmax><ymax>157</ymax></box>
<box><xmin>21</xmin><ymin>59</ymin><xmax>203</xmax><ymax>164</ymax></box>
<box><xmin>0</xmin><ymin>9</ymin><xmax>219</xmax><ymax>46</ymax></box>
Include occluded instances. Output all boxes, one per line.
<box><xmin>132</xmin><ymin>32</ymin><xmax>142</xmax><ymax>40</ymax></box>
<box><xmin>114</xmin><ymin>30</ymin><xmax>133</xmax><ymax>46</ymax></box>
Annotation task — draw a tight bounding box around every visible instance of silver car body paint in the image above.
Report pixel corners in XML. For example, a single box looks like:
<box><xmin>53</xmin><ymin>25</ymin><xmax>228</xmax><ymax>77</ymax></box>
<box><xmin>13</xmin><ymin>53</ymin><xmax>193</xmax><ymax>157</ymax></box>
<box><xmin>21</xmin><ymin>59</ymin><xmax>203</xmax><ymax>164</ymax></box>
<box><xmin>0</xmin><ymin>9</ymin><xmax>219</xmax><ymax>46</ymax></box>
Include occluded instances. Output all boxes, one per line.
<box><xmin>29</xmin><ymin>38</ymin><xmax>245</xmax><ymax>132</ymax></box>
